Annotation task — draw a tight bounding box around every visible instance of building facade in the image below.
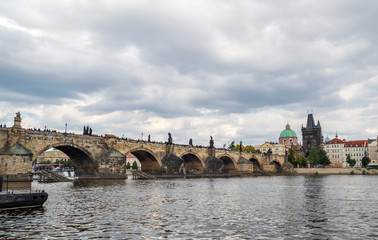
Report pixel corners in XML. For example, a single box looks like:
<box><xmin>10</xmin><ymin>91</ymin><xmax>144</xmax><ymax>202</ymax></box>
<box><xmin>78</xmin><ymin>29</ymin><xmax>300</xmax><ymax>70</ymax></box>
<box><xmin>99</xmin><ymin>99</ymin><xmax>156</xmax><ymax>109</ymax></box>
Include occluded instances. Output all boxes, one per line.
<box><xmin>302</xmin><ymin>113</ymin><xmax>323</xmax><ymax>156</ymax></box>
<box><xmin>344</xmin><ymin>140</ymin><xmax>368</xmax><ymax>167</ymax></box>
<box><xmin>324</xmin><ymin>138</ymin><xmax>345</xmax><ymax>167</ymax></box>
<box><xmin>36</xmin><ymin>148</ymin><xmax>70</xmax><ymax>163</ymax></box>
<box><xmin>325</xmin><ymin>137</ymin><xmax>369</xmax><ymax>167</ymax></box>
<box><xmin>368</xmin><ymin>138</ymin><xmax>378</xmax><ymax>166</ymax></box>
<box><xmin>255</xmin><ymin>142</ymin><xmax>286</xmax><ymax>156</ymax></box>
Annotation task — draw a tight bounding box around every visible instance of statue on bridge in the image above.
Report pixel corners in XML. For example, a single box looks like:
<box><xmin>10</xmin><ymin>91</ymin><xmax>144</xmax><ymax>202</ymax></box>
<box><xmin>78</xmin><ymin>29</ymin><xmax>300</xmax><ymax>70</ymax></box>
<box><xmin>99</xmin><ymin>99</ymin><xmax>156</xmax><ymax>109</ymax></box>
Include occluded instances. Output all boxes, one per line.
<box><xmin>13</xmin><ymin>112</ymin><xmax>22</xmax><ymax>128</ymax></box>
<box><xmin>189</xmin><ymin>138</ymin><xmax>193</xmax><ymax>146</ymax></box>
<box><xmin>83</xmin><ymin>125</ymin><xmax>93</xmax><ymax>136</ymax></box>
<box><xmin>148</xmin><ymin>134</ymin><xmax>151</xmax><ymax>142</ymax></box>
<box><xmin>209</xmin><ymin>136</ymin><xmax>214</xmax><ymax>148</ymax></box>
<box><xmin>168</xmin><ymin>132</ymin><xmax>173</xmax><ymax>144</ymax></box>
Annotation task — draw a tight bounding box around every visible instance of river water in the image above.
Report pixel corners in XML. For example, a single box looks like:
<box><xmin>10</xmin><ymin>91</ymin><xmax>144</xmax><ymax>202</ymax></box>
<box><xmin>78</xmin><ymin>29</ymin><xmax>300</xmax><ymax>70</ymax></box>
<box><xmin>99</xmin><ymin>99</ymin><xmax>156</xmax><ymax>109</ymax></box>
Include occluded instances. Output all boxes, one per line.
<box><xmin>1</xmin><ymin>175</ymin><xmax>378</xmax><ymax>239</ymax></box>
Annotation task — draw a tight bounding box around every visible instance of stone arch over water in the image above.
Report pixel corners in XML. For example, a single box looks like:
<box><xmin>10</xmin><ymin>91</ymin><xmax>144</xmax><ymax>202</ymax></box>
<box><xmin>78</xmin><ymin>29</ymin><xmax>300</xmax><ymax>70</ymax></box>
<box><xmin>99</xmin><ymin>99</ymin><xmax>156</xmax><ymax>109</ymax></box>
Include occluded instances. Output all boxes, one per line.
<box><xmin>249</xmin><ymin>157</ymin><xmax>261</xmax><ymax>171</ymax></box>
<box><xmin>130</xmin><ymin>148</ymin><xmax>161</xmax><ymax>173</ymax></box>
<box><xmin>271</xmin><ymin>160</ymin><xmax>282</xmax><ymax>172</ymax></box>
<box><xmin>219</xmin><ymin>155</ymin><xmax>237</xmax><ymax>172</ymax></box>
<box><xmin>181</xmin><ymin>153</ymin><xmax>204</xmax><ymax>172</ymax></box>
<box><xmin>35</xmin><ymin>144</ymin><xmax>97</xmax><ymax>178</ymax></box>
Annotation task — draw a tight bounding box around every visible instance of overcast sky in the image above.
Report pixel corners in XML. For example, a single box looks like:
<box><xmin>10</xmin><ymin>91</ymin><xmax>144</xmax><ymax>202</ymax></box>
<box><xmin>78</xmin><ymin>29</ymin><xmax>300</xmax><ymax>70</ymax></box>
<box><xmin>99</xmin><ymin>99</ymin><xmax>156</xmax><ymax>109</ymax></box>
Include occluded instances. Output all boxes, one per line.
<box><xmin>1</xmin><ymin>0</ymin><xmax>378</xmax><ymax>147</ymax></box>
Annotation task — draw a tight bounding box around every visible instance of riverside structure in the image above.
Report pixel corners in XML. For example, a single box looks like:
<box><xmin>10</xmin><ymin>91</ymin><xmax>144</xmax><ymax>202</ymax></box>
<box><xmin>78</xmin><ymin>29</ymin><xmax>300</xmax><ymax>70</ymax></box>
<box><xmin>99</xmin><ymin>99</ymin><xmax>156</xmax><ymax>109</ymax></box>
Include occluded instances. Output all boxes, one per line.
<box><xmin>0</xmin><ymin>113</ymin><xmax>292</xmax><ymax>179</ymax></box>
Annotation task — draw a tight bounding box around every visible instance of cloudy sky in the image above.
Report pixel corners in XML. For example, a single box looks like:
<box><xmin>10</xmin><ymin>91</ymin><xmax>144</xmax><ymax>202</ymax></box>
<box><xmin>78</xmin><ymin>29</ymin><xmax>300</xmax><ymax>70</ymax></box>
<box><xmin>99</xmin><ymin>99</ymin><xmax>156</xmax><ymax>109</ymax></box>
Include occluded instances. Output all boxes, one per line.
<box><xmin>1</xmin><ymin>0</ymin><xmax>378</xmax><ymax>147</ymax></box>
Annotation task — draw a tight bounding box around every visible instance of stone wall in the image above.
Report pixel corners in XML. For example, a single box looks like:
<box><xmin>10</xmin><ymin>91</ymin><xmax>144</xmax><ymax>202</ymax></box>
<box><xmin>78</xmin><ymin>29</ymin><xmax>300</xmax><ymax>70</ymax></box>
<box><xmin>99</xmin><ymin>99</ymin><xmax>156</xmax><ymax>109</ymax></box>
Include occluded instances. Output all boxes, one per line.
<box><xmin>295</xmin><ymin>168</ymin><xmax>378</xmax><ymax>175</ymax></box>
<box><xmin>0</xmin><ymin>155</ymin><xmax>33</xmax><ymax>175</ymax></box>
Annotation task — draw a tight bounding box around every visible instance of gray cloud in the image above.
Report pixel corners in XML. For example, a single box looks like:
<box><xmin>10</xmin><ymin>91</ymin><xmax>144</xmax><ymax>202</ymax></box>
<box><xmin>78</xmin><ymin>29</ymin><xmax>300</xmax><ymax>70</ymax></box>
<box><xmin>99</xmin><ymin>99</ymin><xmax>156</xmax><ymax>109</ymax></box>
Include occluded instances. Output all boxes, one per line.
<box><xmin>1</xmin><ymin>0</ymin><xmax>378</xmax><ymax>145</ymax></box>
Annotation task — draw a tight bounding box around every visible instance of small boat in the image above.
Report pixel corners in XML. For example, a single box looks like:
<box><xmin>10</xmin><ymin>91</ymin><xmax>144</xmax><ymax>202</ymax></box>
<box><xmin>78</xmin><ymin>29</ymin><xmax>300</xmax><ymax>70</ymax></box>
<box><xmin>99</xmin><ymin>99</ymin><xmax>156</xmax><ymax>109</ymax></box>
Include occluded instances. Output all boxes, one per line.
<box><xmin>0</xmin><ymin>175</ymin><xmax>48</xmax><ymax>210</ymax></box>
<box><xmin>32</xmin><ymin>164</ymin><xmax>77</xmax><ymax>181</ymax></box>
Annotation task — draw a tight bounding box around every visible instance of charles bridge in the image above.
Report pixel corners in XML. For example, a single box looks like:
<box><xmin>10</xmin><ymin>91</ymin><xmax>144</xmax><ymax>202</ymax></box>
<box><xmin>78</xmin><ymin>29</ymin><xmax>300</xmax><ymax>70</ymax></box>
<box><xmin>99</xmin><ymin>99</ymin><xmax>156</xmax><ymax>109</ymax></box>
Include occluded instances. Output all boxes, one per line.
<box><xmin>0</xmin><ymin>113</ymin><xmax>292</xmax><ymax>179</ymax></box>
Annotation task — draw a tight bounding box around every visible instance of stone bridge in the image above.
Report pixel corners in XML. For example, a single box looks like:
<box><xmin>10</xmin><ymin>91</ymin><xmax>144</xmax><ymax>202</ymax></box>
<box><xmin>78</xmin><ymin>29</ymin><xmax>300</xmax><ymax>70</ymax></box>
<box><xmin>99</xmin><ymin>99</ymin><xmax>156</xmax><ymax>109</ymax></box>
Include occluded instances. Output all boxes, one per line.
<box><xmin>0</xmin><ymin>113</ymin><xmax>291</xmax><ymax>179</ymax></box>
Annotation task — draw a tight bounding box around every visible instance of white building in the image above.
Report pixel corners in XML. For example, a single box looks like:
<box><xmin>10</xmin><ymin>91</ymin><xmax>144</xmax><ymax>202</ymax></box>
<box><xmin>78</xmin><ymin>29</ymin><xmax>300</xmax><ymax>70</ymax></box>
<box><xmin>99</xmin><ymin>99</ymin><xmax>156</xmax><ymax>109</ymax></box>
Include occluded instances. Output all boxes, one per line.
<box><xmin>255</xmin><ymin>142</ymin><xmax>286</xmax><ymax>156</ymax></box>
<box><xmin>343</xmin><ymin>140</ymin><xmax>368</xmax><ymax>167</ymax></box>
<box><xmin>368</xmin><ymin>138</ymin><xmax>378</xmax><ymax>166</ymax></box>
<box><xmin>324</xmin><ymin>137</ymin><xmax>345</xmax><ymax>167</ymax></box>
<box><xmin>325</xmin><ymin>137</ymin><xmax>369</xmax><ymax>167</ymax></box>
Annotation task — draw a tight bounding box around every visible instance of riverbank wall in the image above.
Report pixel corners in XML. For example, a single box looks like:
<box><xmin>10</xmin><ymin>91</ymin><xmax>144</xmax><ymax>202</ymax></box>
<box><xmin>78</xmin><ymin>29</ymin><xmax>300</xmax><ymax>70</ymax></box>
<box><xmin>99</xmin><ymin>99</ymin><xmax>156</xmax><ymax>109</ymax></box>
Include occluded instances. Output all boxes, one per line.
<box><xmin>294</xmin><ymin>168</ymin><xmax>378</xmax><ymax>175</ymax></box>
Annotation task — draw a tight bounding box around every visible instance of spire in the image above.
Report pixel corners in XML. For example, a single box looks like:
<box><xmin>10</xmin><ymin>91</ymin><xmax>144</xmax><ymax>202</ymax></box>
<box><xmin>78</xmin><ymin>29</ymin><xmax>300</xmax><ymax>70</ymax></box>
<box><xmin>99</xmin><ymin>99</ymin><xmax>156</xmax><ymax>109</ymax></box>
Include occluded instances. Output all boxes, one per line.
<box><xmin>336</xmin><ymin>131</ymin><xmax>338</xmax><ymax>138</ymax></box>
<box><xmin>306</xmin><ymin>113</ymin><xmax>315</xmax><ymax>128</ymax></box>
<box><xmin>317</xmin><ymin>119</ymin><xmax>321</xmax><ymax>128</ymax></box>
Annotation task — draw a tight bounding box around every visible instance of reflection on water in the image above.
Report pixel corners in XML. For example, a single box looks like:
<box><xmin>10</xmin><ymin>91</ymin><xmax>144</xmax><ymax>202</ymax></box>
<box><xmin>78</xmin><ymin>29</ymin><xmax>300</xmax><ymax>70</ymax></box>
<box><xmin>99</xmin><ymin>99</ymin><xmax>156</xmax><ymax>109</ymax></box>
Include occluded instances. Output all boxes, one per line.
<box><xmin>1</xmin><ymin>176</ymin><xmax>378</xmax><ymax>239</ymax></box>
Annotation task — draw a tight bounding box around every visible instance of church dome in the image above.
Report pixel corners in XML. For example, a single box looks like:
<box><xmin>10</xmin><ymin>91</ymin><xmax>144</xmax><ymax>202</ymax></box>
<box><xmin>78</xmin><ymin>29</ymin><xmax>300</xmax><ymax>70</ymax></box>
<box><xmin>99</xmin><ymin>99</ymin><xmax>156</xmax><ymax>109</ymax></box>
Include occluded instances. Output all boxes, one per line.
<box><xmin>279</xmin><ymin>124</ymin><xmax>297</xmax><ymax>138</ymax></box>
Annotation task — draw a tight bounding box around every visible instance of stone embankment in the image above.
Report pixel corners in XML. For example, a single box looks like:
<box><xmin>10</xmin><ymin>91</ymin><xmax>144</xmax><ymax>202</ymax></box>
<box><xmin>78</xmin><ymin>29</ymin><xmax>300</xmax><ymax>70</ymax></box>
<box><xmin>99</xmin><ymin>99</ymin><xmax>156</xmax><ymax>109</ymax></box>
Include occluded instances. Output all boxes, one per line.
<box><xmin>295</xmin><ymin>168</ymin><xmax>378</xmax><ymax>175</ymax></box>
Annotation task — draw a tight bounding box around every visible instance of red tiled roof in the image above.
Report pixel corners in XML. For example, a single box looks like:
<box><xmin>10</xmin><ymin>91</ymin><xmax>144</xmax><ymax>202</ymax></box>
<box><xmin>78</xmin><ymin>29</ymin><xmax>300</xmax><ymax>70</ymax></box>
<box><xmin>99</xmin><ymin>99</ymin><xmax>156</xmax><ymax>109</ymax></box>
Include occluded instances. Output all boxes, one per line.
<box><xmin>127</xmin><ymin>153</ymin><xmax>136</xmax><ymax>158</ymax></box>
<box><xmin>344</xmin><ymin>140</ymin><xmax>368</xmax><ymax>147</ymax></box>
<box><xmin>325</xmin><ymin>138</ymin><xmax>344</xmax><ymax>144</ymax></box>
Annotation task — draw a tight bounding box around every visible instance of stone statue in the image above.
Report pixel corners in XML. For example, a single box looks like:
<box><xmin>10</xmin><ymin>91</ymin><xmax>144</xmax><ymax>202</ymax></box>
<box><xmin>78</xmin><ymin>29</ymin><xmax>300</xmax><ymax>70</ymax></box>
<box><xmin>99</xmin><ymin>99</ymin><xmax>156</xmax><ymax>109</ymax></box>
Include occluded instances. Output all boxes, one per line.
<box><xmin>148</xmin><ymin>134</ymin><xmax>151</xmax><ymax>142</ymax></box>
<box><xmin>209</xmin><ymin>136</ymin><xmax>214</xmax><ymax>148</ymax></box>
<box><xmin>168</xmin><ymin>132</ymin><xmax>173</xmax><ymax>144</ymax></box>
<box><xmin>16</xmin><ymin>112</ymin><xmax>21</xmax><ymax>118</ymax></box>
<box><xmin>189</xmin><ymin>138</ymin><xmax>193</xmax><ymax>146</ymax></box>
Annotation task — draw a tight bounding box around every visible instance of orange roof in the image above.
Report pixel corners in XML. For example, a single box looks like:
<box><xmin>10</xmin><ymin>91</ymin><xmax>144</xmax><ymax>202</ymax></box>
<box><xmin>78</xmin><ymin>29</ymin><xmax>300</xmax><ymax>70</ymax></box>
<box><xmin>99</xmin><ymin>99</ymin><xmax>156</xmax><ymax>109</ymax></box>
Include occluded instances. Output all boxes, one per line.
<box><xmin>325</xmin><ymin>138</ymin><xmax>344</xmax><ymax>144</ymax></box>
<box><xmin>344</xmin><ymin>140</ymin><xmax>368</xmax><ymax>147</ymax></box>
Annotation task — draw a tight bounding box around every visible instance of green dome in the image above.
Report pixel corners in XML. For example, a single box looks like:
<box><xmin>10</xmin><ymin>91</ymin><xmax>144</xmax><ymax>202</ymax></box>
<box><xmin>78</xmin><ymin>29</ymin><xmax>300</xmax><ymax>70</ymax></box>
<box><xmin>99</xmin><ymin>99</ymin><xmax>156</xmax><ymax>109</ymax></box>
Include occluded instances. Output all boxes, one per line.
<box><xmin>279</xmin><ymin>124</ymin><xmax>297</xmax><ymax>138</ymax></box>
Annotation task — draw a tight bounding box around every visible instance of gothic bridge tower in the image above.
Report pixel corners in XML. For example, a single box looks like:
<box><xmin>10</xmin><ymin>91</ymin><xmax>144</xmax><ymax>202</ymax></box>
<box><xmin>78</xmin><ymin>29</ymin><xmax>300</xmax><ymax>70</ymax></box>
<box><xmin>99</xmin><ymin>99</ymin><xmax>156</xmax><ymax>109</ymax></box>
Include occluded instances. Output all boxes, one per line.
<box><xmin>302</xmin><ymin>113</ymin><xmax>323</xmax><ymax>156</ymax></box>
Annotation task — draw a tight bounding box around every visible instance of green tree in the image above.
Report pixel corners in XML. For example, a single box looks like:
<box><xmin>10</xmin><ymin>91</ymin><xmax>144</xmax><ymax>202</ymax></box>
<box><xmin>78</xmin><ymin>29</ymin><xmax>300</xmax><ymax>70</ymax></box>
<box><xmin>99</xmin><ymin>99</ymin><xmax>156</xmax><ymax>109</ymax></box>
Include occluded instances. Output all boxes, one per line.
<box><xmin>346</xmin><ymin>154</ymin><xmax>356</xmax><ymax>167</ymax></box>
<box><xmin>244</xmin><ymin>145</ymin><xmax>256</xmax><ymax>153</ymax></box>
<box><xmin>132</xmin><ymin>161</ymin><xmax>139</xmax><ymax>170</ymax></box>
<box><xmin>307</xmin><ymin>147</ymin><xmax>320</xmax><ymax>167</ymax></box>
<box><xmin>296</xmin><ymin>155</ymin><xmax>308</xmax><ymax>168</ymax></box>
<box><xmin>361</xmin><ymin>156</ymin><xmax>371</xmax><ymax>168</ymax></box>
<box><xmin>307</xmin><ymin>147</ymin><xmax>330</xmax><ymax>167</ymax></box>
<box><xmin>228</xmin><ymin>141</ymin><xmax>235</xmax><ymax>150</ymax></box>
<box><xmin>288</xmin><ymin>149</ymin><xmax>296</xmax><ymax>166</ymax></box>
<box><xmin>318</xmin><ymin>149</ymin><xmax>331</xmax><ymax>166</ymax></box>
<box><xmin>126</xmin><ymin>162</ymin><xmax>131</xmax><ymax>169</ymax></box>
<box><xmin>233</xmin><ymin>144</ymin><xmax>243</xmax><ymax>151</ymax></box>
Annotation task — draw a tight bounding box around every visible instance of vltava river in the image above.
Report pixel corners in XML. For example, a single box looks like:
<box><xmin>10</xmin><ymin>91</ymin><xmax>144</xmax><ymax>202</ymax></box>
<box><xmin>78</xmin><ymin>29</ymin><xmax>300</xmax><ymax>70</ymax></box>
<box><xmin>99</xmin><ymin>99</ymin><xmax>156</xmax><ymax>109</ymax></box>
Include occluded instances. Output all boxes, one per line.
<box><xmin>1</xmin><ymin>175</ymin><xmax>378</xmax><ymax>239</ymax></box>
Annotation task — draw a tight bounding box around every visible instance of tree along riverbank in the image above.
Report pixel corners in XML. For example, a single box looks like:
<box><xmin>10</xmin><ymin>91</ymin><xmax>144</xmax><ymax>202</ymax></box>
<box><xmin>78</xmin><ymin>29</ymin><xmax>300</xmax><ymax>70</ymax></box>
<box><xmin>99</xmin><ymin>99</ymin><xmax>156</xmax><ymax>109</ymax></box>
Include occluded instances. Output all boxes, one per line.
<box><xmin>295</xmin><ymin>167</ymin><xmax>378</xmax><ymax>175</ymax></box>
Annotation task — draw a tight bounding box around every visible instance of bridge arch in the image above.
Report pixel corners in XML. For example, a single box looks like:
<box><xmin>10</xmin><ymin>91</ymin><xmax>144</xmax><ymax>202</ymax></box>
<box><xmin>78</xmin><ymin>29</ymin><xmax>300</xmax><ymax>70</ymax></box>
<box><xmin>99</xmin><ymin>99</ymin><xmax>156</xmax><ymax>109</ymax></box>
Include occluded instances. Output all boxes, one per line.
<box><xmin>181</xmin><ymin>152</ymin><xmax>205</xmax><ymax>173</ymax></box>
<box><xmin>271</xmin><ymin>160</ymin><xmax>282</xmax><ymax>172</ymax></box>
<box><xmin>249</xmin><ymin>157</ymin><xmax>261</xmax><ymax>171</ymax></box>
<box><xmin>34</xmin><ymin>143</ymin><xmax>97</xmax><ymax>177</ymax></box>
<box><xmin>219</xmin><ymin>155</ymin><xmax>237</xmax><ymax>172</ymax></box>
<box><xmin>129</xmin><ymin>148</ymin><xmax>162</xmax><ymax>173</ymax></box>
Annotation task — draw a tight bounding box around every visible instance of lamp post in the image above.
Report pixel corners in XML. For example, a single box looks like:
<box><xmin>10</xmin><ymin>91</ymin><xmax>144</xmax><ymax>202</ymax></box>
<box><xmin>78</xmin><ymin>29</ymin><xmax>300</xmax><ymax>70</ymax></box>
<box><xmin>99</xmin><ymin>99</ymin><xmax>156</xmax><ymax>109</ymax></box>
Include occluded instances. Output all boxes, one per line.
<box><xmin>65</xmin><ymin>123</ymin><xmax>67</xmax><ymax>134</ymax></box>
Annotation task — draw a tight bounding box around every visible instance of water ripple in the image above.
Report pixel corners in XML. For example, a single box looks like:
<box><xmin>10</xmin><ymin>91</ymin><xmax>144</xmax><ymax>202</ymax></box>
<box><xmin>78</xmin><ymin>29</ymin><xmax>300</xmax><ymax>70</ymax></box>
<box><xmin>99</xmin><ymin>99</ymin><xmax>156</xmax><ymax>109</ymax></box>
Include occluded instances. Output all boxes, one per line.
<box><xmin>1</xmin><ymin>176</ymin><xmax>378</xmax><ymax>239</ymax></box>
